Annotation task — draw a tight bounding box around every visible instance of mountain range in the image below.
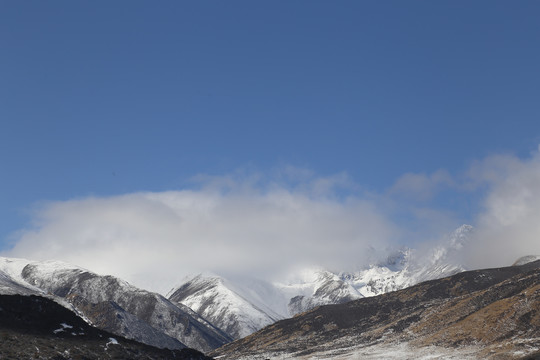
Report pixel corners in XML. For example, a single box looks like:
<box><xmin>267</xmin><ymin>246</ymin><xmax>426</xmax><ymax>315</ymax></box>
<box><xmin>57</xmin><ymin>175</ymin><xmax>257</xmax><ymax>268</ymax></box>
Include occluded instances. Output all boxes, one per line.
<box><xmin>0</xmin><ymin>257</ymin><xmax>232</xmax><ymax>353</ymax></box>
<box><xmin>212</xmin><ymin>259</ymin><xmax>540</xmax><ymax>360</ymax></box>
<box><xmin>168</xmin><ymin>224</ymin><xmax>472</xmax><ymax>340</ymax></box>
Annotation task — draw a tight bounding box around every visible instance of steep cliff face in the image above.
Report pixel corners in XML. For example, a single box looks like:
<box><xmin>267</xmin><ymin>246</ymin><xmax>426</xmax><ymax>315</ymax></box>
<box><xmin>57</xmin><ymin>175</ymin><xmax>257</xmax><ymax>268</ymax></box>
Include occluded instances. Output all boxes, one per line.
<box><xmin>212</xmin><ymin>260</ymin><xmax>540</xmax><ymax>360</ymax></box>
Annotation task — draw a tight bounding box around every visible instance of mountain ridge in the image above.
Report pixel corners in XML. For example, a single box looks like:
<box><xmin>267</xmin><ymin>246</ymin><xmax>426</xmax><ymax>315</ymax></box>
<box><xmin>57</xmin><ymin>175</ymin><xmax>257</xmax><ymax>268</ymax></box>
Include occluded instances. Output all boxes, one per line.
<box><xmin>0</xmin><ymin>257</ymin><xmax>232</xmax><ymax>352</ymax></box>
<box><xmin>212</xmin><ymin>259</ymin><xmax>540</xmax><ymax>359</ymax></box>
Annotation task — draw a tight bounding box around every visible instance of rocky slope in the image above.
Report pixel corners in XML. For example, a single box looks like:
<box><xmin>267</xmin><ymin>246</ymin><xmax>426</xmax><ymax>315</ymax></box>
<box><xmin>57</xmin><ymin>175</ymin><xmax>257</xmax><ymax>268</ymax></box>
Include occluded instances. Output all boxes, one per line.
<box><xmin>0</xmin><ymin>257</ymin><xmax>232</xmax><ymax>352</ymax></box>
<box><xmin>0</xmin><ymin>294</ymin><xmax>212</xmax><ymax>360</ymax></box>
<box><xmin>212</xmin><ymin>260</ymin><xmax>540</xmax><ymax>360</ymax></box>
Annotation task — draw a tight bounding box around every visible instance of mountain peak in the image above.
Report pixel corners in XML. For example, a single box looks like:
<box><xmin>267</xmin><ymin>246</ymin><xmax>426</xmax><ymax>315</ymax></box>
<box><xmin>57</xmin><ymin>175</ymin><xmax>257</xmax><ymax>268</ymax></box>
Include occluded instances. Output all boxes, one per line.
<box><xmin>168</xmin><ymin>273</ymin><xmax>281</xmax><ymax>340</ymax></box>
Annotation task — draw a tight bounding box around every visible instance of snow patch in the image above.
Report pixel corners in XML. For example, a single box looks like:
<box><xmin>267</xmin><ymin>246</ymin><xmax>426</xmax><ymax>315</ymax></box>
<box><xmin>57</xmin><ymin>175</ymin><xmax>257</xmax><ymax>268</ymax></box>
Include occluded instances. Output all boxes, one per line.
<box><xmin>53</xmin><ymin>323</ymin><xmax>73</xmax><ymax>334</ymax></box>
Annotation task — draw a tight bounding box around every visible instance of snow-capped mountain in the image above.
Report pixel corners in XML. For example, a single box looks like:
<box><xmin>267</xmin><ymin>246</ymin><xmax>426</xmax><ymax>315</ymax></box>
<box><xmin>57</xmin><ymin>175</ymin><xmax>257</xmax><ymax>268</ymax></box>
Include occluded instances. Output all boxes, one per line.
<box><xmin>0</xmin><ymin>224</ymin><xmax>475</xmax><ymax>347</ymax></box>
<box><xmin>168</xmin><ymin>274</ymin><xmax>282</xmax><ymax>340</ymax></box>
<box><xmin>279</xmin><ymin>224</ymin><xmax>472</xmax><ymax>315</ymax></box>
<box><xmin>341</xmin><ymin>224</ymin><xmax>471</xmax><ymax>295</ymax></box>
<box><xmin>170</xmin><ymin>225</ymin><xmax>474</xmax><ymax>338</ymax></box>
<box><xmin>0</xmin><ymin>257</ymin><xmax>232</xmax><ymax>352</ymax></box>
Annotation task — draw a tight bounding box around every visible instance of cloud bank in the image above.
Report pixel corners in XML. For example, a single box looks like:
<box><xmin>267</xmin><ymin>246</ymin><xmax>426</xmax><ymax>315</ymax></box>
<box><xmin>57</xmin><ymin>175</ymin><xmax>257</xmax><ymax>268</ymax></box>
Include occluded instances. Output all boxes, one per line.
<box><xmin>5</xmin><ymin>174</ymin><xmax>397</xmax><ymax>293</ymax></box>
<box><xmin>5</xmin><ymin>147</ymin><xmax>540</xmax><ymax>294</ymax></box>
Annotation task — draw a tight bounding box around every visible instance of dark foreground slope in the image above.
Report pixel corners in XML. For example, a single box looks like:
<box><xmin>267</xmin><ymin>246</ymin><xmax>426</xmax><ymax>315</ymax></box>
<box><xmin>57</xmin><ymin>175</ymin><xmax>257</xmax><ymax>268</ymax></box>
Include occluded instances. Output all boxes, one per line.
<box><xmin>213</xmin><ymin>260</ymin><xmax>540</xmax><ymax>360</ymax></box>
<box><xmin>0</xmin><ymin>294</ymin><xmax>212</xmax><ymax>360</ymax></box>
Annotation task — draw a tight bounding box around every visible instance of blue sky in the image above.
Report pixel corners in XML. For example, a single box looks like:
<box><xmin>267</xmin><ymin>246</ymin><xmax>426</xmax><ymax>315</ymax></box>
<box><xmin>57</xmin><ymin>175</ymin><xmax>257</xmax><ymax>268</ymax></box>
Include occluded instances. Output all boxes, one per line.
<box><xmin>2</xmin><ymin>1</ymin><xmax>540</xmax><ymax>287</ymax></box>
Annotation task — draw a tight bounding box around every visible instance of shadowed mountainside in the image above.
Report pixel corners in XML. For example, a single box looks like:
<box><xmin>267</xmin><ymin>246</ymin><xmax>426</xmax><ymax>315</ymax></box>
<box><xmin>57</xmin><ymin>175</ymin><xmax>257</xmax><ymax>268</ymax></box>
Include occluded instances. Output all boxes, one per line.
<box><xmin>0</xmin><ymin>294</ymin><xmax>212</xmax><ymax>360</ymax></box>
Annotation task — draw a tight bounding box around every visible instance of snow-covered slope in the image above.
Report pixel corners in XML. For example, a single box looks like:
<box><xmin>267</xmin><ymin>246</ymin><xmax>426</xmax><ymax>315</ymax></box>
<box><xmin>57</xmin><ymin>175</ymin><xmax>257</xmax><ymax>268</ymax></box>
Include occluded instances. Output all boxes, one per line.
<box><xmin>168</xmin><ymin>274</ymin><xmax>282</xmax><ymax>340</ymax></box>
<box><xmin>0</xmin><ymin>257</ymin><xmax>43</xmax><ymax>295</ymax></box>
<box><xmin>0</xmin><ymin>257</ymin><xmax>232</xmax><ymax>352</ymax></box>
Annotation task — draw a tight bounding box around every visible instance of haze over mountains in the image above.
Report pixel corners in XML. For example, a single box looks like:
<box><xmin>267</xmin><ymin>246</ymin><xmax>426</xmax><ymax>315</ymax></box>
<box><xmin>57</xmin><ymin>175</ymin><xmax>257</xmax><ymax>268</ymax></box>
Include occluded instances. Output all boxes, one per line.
<box><xmin>168</xmin><ymin>225</ymin><xmax>471</xmax><ymax>340</ymax></box>
<box><xmin>1</xmin><ymin>226</ymin><xmax>471</xmax><ymax>342</ymax></box>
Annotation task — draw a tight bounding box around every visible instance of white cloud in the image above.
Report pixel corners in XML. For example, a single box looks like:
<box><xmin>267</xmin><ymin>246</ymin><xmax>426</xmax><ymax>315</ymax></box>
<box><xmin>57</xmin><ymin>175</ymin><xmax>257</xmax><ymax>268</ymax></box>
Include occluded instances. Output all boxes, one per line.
<box><xmin>7</xmin><ymin>148</ymin><xmax>540</xmax><ymax>296</ymax></box>
<box><xmin>463</xmin><ymin>149</ymin><xmax>540</xmax><ymax>268</ymax></box>
<box><xmin>5</xmin><ymin>174</ymin><xmax>397</xmax><ymax>294</ymax></box>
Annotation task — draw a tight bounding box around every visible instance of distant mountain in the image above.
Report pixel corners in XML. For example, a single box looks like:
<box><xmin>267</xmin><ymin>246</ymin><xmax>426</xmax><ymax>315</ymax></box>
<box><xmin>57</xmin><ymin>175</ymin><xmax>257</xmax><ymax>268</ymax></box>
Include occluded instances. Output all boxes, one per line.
<box><xmin>169</xmin><ymin>225</ymin><xmax>473</xmax><ymax>339</ymax></box>
<box><xmin>212</xmin><ymin>260</ymin><xmax>540</xmax><ymax>360</ymax></box>
<box><xmin>0</xmin><ymin>293</ymin><xmax>211</xmax><ymax>360</ymax></box>
<box><xmin>334</xmin><ymin>224</ymin><xmax>471</xmax><ymax>300</ymax></box>
<box><xmin>283</xmin><ymin>268</ymin><xmax>363</xmax><ymax>316</ymax></box>
<box><xmin>0</xmin><ymin>257</ymin><xmax>232</xmax><ymax>352</ymax></box>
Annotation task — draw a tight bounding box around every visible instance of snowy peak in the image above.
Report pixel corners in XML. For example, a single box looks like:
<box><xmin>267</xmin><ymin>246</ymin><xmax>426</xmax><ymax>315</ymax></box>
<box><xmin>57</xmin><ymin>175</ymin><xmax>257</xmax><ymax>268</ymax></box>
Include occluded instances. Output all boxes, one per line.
<box><xmin>428</xmin><ymin>224</ymin><xmax>473</xmax><ymax>264</ymax></box>
<box><xmin>338</xmin><ymin>226</ymin><xmax>472</xmax><ymax>299</ymax></box>
<box><xmin>168</xmin><ymin>274</ymin><xmax>281</xmax><ymax>340</ymax></box>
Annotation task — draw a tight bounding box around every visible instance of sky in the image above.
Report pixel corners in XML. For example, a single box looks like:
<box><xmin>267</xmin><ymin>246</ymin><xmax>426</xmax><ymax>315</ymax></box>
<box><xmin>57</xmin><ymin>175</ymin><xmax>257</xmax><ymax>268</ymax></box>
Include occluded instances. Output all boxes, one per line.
<box><xmin>1</xmin><ymin>1</ymin><xmax>540</xmax><ymax>293</ymax></box>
